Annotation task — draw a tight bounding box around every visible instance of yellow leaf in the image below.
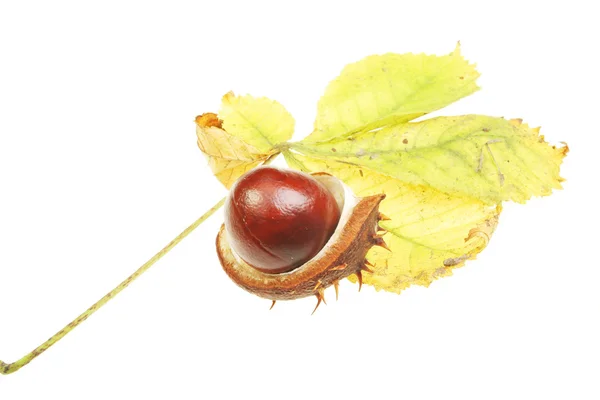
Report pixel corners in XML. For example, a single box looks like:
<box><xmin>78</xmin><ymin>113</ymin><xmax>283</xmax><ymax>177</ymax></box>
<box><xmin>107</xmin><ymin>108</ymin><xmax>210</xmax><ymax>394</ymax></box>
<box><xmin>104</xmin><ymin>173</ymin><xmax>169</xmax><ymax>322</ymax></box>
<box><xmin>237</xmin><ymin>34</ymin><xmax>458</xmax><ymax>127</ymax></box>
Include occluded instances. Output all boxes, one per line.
<box><xmin>305</xmin><ymin>44</ymin><xmax>479</xmax><ymax>143</ymax></box>
<box><xmin>294</xmin><ymin>115</ymin><xmax>568</xmax><ymax>204</ymax></box>
<box><xmin>196</xmin><ymin>93</ymin><xmax>295</xmax><ymax>188</ymax></box>
<box><xmin>220</xmin><ymin>92</ymin><xmax>295</xmax><ymax>152</ymax></box>
<box><xmin>284</xmin><ymin>152</ymin><xmax>500</xmax><ymax>293</ymax></box>
<box><xmin>196</xmin><ymin>113</ymin><xmax>271</xmax><ymax>188</ymax></box>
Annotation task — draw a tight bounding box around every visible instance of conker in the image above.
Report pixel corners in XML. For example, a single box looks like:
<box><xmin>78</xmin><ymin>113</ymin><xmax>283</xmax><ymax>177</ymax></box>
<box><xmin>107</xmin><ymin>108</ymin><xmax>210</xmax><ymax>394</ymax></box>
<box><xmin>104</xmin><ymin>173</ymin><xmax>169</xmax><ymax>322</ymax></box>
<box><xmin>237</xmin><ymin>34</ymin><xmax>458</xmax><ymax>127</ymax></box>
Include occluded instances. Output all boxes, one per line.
<box><xmin>224</xmin><ymin>166</ymin><xmax>342</xmax><ymax>274</ymax></box>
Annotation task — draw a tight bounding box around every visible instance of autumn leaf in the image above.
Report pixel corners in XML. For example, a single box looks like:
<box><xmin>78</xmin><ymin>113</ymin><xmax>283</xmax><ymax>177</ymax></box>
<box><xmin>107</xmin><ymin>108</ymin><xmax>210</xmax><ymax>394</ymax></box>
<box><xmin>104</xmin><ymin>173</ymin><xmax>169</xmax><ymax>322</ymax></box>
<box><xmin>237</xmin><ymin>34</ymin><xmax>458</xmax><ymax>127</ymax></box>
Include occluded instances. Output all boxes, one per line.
<box><xmin>196</xmin><ymin>93</ymin><xmax>295</xmax><ymax>188</ymax></box>
<box><xmin>305</xmin><ymin>44</ymin><xmax>479</xmax><ymax>143</ymax></box>
<box><xmin>279</xmin><ymin>49</ymin><xmax>567</xmax><ymax>293</ymax></box>
<box><xmin>198</xmin><ymin>47</ymin><xmax>567</xmax><ymax>294</ymax></box>
<box><xmin>293</xmin><ymin>115</ymin><xmax>568</xmax><ymax>205</ymax></box>
<box><xmin>284</xmin><ymin>152</ymin><xmax>500</xmax><ymax>293</ymax></box>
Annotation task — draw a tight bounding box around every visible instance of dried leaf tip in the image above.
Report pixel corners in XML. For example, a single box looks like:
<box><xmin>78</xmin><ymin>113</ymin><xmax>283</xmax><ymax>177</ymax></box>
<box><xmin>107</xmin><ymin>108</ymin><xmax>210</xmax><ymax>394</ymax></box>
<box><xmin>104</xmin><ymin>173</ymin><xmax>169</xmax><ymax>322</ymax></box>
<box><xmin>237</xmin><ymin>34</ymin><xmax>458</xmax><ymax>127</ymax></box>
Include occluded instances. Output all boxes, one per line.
<box><xmin>195</xmin><ymin>112</ymin><xmax>223</xmax><ymax>128</ymax></box>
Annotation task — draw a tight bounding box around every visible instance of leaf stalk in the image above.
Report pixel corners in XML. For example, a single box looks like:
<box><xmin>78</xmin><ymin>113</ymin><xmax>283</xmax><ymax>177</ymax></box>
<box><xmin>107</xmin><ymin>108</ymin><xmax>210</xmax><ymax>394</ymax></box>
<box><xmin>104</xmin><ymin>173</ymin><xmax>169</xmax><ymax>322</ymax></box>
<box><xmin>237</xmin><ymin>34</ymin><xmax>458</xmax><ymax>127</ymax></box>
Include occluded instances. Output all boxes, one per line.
<box><xmin>0</xmin><ymin>197</ymin><xmax>225</xmax><ymax>375</ymax></box>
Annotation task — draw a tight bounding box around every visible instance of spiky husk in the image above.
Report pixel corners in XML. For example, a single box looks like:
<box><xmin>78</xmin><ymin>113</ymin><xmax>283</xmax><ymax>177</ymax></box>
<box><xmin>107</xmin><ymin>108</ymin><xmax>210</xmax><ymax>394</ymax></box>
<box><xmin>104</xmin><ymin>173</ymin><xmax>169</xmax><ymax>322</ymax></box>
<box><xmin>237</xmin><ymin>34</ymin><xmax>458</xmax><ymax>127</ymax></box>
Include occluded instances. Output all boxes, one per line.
<box><xmin>216</xmin><ymin>194</ymin><xmax>387</xmax><ymax>310</ymax></box>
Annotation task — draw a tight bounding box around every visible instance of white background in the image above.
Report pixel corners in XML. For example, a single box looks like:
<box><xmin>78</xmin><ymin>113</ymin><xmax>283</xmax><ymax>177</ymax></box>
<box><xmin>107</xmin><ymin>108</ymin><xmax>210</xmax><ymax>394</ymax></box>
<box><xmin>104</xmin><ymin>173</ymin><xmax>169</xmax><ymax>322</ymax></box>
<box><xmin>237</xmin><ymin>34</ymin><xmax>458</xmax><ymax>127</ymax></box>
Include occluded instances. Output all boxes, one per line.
<box><xmin>0</xmin><ymin>1</ymin><xmax>598</xmax><ymax>399</ymax></box>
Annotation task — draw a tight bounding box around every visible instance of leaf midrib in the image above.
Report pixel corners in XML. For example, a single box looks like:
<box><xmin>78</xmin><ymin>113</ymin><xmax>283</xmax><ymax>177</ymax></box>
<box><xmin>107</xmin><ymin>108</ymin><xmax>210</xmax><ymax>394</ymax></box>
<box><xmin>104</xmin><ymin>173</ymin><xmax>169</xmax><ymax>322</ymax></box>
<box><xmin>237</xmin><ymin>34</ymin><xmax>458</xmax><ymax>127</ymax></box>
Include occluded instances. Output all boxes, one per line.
<box><xmin>293</xmin><ymin>132</ymin><xmax>515</xmax><ymax>159</ymax></box>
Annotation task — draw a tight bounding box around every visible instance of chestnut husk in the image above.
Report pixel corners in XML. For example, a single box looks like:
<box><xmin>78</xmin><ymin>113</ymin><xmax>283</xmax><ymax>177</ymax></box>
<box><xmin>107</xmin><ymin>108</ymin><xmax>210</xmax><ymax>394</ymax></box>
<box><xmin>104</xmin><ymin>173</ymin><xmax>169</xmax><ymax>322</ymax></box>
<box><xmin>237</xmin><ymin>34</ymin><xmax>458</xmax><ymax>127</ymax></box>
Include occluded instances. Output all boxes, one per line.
<box><xmin>216</xmin><ymin>174</ymin><xmax>387</xmax><ymax>309</ymax></box>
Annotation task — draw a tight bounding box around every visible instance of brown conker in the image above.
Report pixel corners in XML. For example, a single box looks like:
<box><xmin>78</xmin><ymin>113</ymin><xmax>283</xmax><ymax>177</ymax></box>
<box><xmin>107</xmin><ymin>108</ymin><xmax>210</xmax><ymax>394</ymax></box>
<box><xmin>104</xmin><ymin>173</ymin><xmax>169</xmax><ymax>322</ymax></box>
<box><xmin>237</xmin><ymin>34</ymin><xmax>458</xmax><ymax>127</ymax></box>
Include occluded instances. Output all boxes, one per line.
<box><xmin>224</xmin><ymin>166</ymin><xmax>342</xmax><ymax>274</ymax></box>
<box><xmin>217</xmin><ymin>188</ymin><xmax>387</xmax><ymax>311</ymax></box>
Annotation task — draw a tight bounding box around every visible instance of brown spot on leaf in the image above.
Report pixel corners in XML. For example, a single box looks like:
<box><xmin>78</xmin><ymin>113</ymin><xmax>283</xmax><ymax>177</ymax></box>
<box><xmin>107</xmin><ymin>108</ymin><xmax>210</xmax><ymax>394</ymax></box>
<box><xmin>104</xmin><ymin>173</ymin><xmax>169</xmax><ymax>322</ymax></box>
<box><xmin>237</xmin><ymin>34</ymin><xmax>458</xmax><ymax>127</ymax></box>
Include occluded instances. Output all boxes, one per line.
<box><xmin>443</xmin><ymin>254</ymin><xmax>469</xmax><ymax>267</ymax></box>
<box><xmin>402</xmin><ymin>138</ymin><xmax>408</xmax><ymax>144</ymax></box>
<box><xmin>482</xmin><ymin>127</ymin><xmax>490</xmax><ymax>132</ymax></box>
<box><xmin>331</xmin><ymin>148</ymin><xmax>337</xmax><ymax>152</ymax></box>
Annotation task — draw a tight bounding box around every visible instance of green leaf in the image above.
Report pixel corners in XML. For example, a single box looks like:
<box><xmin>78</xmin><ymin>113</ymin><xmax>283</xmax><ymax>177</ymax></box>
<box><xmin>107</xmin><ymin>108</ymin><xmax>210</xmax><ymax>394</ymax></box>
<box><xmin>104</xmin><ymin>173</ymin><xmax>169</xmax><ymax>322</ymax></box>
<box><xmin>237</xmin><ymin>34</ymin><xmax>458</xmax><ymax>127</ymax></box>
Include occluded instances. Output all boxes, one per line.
<box><xmin>305</xmin><ymin>44</ymin><xmax>480</xmax><ymax>143</ymax></box>
<box><xmin>284</xmin><ymin>152</ymin><xmax>500</xmax><ymax>293</ymax></box>
<box><xmin>293</xmin><ymin>115</ymin><xmax>568</xmax><ymax>204</ymax></box>
<box><xmin>219</xmin><ymin>92</ymin><xmax>295</xmax><ymax>152</ymax></box>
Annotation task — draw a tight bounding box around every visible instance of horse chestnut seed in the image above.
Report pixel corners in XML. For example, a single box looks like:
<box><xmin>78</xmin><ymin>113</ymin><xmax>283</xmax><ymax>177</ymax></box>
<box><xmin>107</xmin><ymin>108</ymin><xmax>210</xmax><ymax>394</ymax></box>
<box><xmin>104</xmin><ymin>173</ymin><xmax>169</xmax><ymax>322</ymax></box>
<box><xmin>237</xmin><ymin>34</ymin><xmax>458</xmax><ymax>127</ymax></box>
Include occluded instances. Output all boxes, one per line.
<box><xmin>224</xmin><ymin>166</ymin><xmax>342</xmax><ymax>274</ymax></box>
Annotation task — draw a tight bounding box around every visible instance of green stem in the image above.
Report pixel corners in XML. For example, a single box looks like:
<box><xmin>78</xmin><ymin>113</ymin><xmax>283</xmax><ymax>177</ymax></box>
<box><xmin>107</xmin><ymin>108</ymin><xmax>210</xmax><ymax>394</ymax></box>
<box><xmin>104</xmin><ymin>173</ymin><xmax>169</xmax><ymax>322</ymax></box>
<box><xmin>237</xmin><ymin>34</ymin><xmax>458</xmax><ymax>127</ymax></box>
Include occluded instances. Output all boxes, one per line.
<box><xmin>0</xmin><ymin>197</ymin><xmax>226</xmax><ymax>375</ymax></box>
